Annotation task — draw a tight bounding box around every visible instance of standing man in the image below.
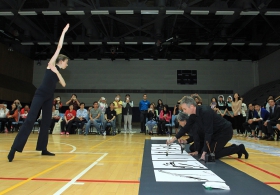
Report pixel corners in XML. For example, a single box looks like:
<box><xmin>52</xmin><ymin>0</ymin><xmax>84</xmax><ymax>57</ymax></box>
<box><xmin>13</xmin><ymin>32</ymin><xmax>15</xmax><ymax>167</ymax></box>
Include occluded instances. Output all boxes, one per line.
<box><xmin>167</xmin><ymin>96</ymin><xmax>248</xmax><ymax>160</ymax></box>
<box><xmin>139</xmin><ymin>94</ymin><xmax>150</xmax><ymax>133</ymax></box>
<box><xmin>113</xmin><ymin>95</ymin><xmax>123</xmax><ymax>134</ymax></box>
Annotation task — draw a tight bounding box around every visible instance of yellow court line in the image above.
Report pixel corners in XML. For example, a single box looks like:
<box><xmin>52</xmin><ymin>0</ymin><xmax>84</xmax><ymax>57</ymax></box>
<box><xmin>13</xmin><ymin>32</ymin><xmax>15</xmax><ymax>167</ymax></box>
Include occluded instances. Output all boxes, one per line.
<box><xmin>90</xmin><ymin>135</ymin><xmax>118</xmax><ymax>150</ymax></box>
<box><xmin>0</xmin><ymin>155</ymin><xmax>76</xmax><ymax>195</ymax></box>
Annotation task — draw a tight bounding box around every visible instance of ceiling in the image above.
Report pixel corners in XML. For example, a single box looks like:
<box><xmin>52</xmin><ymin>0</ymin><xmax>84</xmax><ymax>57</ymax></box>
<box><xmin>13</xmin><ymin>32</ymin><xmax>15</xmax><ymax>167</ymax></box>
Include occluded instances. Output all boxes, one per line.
<box><xmin>1</xmin><ymin>0</ymin><xmax>280</xmax><ymax>61</ymax></box>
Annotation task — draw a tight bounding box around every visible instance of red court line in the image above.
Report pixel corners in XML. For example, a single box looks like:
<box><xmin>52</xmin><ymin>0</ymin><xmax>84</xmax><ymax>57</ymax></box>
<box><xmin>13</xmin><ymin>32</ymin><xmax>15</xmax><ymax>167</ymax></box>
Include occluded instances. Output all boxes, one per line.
<box><xmin>229</xmin><ymin>156</ymin><xmax>280</xmax><ymax>180</ymax></box>
<box><xmin>264</xmin><ymin>182</ymin><xmax>280</xmax><ymax>185</ymax></box>
<box><xmin>0</xmin><ymin>177</ymin><xmax>139</xmax><ymax>184</ymax></box>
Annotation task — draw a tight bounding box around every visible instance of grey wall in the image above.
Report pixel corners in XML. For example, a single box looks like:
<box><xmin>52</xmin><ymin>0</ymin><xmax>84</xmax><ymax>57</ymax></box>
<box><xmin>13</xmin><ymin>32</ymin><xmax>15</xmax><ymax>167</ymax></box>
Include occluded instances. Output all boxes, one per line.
<box><xmin>258</xmin><ymin>49</ymin><xmax>280</xmax><ymax>85</ymax></box>
<box><xmin>33</xmin><ymin>60</ymin><xmax>258</xmax><ymax>106</ymax></box>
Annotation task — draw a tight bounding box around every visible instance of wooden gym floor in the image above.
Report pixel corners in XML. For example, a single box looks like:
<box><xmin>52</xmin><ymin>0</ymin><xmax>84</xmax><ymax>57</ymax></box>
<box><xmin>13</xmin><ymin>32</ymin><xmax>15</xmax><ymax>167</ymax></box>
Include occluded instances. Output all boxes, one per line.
<box><xmin>0</xmin><ymin>132</ymin><xmax>280</xmax><ymax>195</ymax></box>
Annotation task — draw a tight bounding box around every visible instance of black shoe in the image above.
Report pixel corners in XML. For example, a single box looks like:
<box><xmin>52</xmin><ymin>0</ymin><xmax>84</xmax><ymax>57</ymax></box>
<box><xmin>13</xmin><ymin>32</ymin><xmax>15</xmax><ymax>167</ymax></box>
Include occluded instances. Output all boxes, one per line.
<box><xmin>237</xmin><ymin>145</ymin><xmax>242</xmax><ymax>158</ymax></box>
<box><xmin>41</xmin><ymin>150</ymin><xmax>55</xmax><ymax>156</ymax></box>
<box><xmin>259</xmin><ymin>136</ymin><xmax>268</xmax><ymax>140</ymax></box>
<box><xmin>266</xmin><ymin>137</ymin><xmax>274</xmax><ymax>141</ymax></box>
<box><xmin>7</xmin><ymin>148</ymin><xmax>16</xmax><ymax>162</ymax></box>
<box><xmin>239</xmin><ymin>144</ymin><xmax>249</xmax><ymax>159</ymax></box>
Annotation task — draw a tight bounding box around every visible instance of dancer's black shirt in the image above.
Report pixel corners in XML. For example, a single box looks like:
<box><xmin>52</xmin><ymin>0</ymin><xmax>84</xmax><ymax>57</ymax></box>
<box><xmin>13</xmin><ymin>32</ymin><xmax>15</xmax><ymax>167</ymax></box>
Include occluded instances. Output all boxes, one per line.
<box><xmin>37</xmin><ymin>65</ymin><xmax>60</xmax><ymax>95</ymax></box>
<box><xmin>175</xmin><ymin>105</ymin><xmax>232</xmax><ymax>152</ymax></box>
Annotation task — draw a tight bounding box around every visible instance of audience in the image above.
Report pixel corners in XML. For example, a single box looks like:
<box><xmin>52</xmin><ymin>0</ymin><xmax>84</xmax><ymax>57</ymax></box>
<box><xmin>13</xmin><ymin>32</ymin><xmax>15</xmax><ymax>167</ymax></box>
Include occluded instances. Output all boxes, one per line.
<box><xmin>139</xmin><ymin>94</ymin><xmax>150</xmax><ymax>133</ymax></box>
<box><xmin>156</xmin><ymin>99</ymin><xmax>164</xmax><ymax>114</ymax></box>
<box><xmin>66</xmin><ymin>94</ymin><xmax>80</xmax><ymax>111</ymax></box>
<box><xmin>210</xmin><ymin>97</ymin><xmax>217</xmax><ymax>111</ymax></box>
<box><xmin>61</xmin><ymin>105</ymin><xmax>76</xmax><ymax>135</ymax></box>
<box><xmin>216</xmin><ymin>95</ymin><xmax>227</xmax><ymax>117</ymax></box>
<box><xmin>98</xmin><ymin>97</ymin><xmax>108</xmax><ymax>125</ymax></box>
<box><xmin>0</xmin><ymin>103</ymin><xmax>9</xmax><ymax>133</ymax></box>
<box><xmin>20</xmin><ymin>105</ymin><xmax>29</xmax><ymax>122</ymax></box>
<box><xmin>146</xmin><ymin>104</ymin><xmax>157</xmax><ymax>135</ymax></box>
<box><xmin>74</xmin><ymin>102</ymin><xmax>88</xmax><ymax>134</ymax></box>
<box><xmin>50</xmin><ymin>105</ymin><xmax>60</xmax><ymax>134</ymax></box>
<box><xmin>240</xmin><ymin>97</ymin><xmax>248</xmax><ymax>136</ymax></box>
<box><xmin>53</xmin><ymin>96</ymin><xmax>63</xmax><ymax>113</ymax></box>
<box><xmin>173</xmin><ymin>103</ymin><xmax>182</xmax><ymax>134</ymax></box>
<box><xmin>232</xmin><ymin>93</ymin><xmax>243</xmax><ymax>136</ymax></box>
<box><xmin>13</xmin><ymin>99</ymin><xmax>22</xmax><ymax>111</ymax></box>
<box><xmin>262</xmin><ymin>99</ymin><xmax>280</xmax><ymax>141</ymax></box>
<box><xmin>242</xmin><ymin>103</ymin><xmax>255</xmax><ymax>137</ymax></box>
<box><xmin>113</xmin><ymin>94</ymin><xmax>123</xmax><ymax>134</ymax></box>
<box><xmin>122</xmin><ymin>94</ymin><xmax>133</xmax><ymax>134</ymax></box>
<box><xmin>104</xmin><ymin>103</ymin><xmax>116</xmax><ymax>135</ymax></box>
<box><xmin>6</xmin><ymin>103</ymin><xmax>19</xmax><ymax>132</ymax></box>
<box><xmin>84</xmin><ymin>101</ymin><xmax>101</xmax><ymax>135</ymax></box>
<box><xmin>251</xmin><ymin>103</ymin><xmax>269</xmax><ymax>139</ymax></box>
<box><xmin>158</xmin><ymin>104</ymin><xmax>171</xmax><ymax>135</ymax></box>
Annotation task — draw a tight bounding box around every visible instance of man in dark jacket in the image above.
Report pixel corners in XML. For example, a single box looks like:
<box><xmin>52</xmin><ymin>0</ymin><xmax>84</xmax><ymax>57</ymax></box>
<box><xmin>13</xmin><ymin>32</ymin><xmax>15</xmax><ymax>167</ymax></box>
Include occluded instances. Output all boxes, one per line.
<box><xmin>167</xmin><ymin>96</ymin><xmax>249</xmax><ymax>160</ymax></box>
<box><xmin>242</xmin><ymin>103</ymin><xmax>255</xmax><ymax>137</ymax></box>
<box><xmin>262</xmin><ymin>99</ymin><xmax>280</xmax><ymax>141</ymax></box>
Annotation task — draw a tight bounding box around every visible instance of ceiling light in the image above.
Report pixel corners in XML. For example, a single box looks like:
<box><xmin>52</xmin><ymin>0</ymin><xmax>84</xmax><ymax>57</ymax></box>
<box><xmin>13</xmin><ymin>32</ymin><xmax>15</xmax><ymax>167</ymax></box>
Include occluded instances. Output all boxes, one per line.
<box><xmin>249</xmin><ymin>43</ymin><xmax>262</xmax><ymax>46</ymax></box>
<box><xmin>38</xmin><ymin>42</ymin><xmax>51</xmax><ymax>45</ymax></box>
<box><xmin>166</xmin><ymin>10</ymin><xmax>184</xmax><ymax>15</ymax></box>
<box><xmin>213</xmin><ymin>43</ymin><xmax>227</xmax><ymax>45</ymax></box>
<box><xmin>125</xmin><ymin>42</ymin><xmax>137</xmax><ymax>45</ymax></box>
<box><xmin>215</xmin><ymin>11</ymin><xmax>235</xmax><ymax>15</ymax></box>
<box><xmin>66</xmin><ymin>11</ymin><xmax>84</xmax><ymax>15</ymax></box>
<box><xmin>72</xmin><ymin>42</ymin><xmax>85</xmax><ymax>45</ymax></box>
<box><xmin>42</xmin><ymin>11</ymin><xmax>61</xmax><ymax>15</ymax></box>
<box><xmin>190</xmin><ymin>10</ymin><xmax>209</xmax><ymax>15</ymax></box>
<box><xmin>240</xmin><ymin>11</ymin><xmax>259</xmax><ymax>15</ymax></box>
<box><xmin>21</xmin><ymin>42</ymin><xmax>34</xmax><ymax>45</ymax></box>
<box><xmin>116</xmin><ymin>10</ymin><xmax>134</xmax><ymax>14</ymax></box>
<box><xmin>231</xmin><ymin>43</ymin><xmax>245</xmax><ymax>46</ymax></box>
<box><xmin>143</xmin><ymin>42</ymin><xmax>155</xmax><ymax>45</ymax></box>
<box><xmin>0</xmin><ymin>12</ymin><xmax>14</xmax><ymax>16</ymax></box>
<box><xmin>265</xmin><ymin>11</ymin><xmax>280</xmax><ymax>16</ymax></box>
<box><xmin>266</xmin><ymin>43</ymin><xmax>280</xmax><ymax>46</ymax></box>
<box><xmin>178</xmin><ymin>42</ymin><xmax>191</xmax><ymax>45</ymax></box>
<box><xmin>196</xmin><ymin>42</ymin><xmax>209</xmax><ymax>45</ymax></box>
<box><xmin>55</xmin><ymin>42</ymin><xmax>68</xmax><ymax>45</ymax></box>
<box><xmin>89</xmin><ymin>42</ymin><xmax>102</xmax><ymax>45</ymax></box>
<box><xmin>18</xmin><ymin>11</ymin><xmax>37</xmax><ymax>15</ymax></box>
<box><xmin>107</xmin><ymin>42</ymin><xmax>120</xmax><ymax>45</ymax></box>
<box><xmin>91</xmin><ymin>10</ymin><xmax>109</xmax><ymax>15</ymax></box>
<box><xmin>141</xmin><ymin>10</ymin><xmax>159</xmax><ymax>14</ymax></box>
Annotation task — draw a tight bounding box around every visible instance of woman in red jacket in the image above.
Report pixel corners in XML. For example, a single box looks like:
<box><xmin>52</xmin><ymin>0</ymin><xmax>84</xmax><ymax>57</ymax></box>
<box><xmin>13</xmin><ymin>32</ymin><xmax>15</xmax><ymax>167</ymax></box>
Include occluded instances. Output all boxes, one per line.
<box><xmin>60</xmin><ymin>104</ymin><xmax>76</xmax><ymax>135</ymax></box>
<box><xmin>157</xmin><ymin>104</ymin><xmax>171</xmax><ymax>135</ymax></box>
<box><xmin>6</xmin><ymin>103</ymin><xmax>19</xmax><ymax>132</ymax></box>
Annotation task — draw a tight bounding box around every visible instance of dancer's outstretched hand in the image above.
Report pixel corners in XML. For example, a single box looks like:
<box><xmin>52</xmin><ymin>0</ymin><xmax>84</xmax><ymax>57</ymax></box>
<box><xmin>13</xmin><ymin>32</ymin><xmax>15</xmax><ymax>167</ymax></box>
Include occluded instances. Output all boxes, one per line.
<box><xmin>63</xmin><ymin>23</ymin><xmax>70</xmax><ymax>33</ymax></box>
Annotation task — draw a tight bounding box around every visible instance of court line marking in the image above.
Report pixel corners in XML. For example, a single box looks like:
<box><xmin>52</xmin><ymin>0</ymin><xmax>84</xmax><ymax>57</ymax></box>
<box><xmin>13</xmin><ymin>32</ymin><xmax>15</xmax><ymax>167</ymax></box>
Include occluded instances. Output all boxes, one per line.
<box><xmin>0</xmin><ymin>156</ymin><xmax>76</xmax><ymax>195</ymax></box>
<box><xmin>53</xmin><ymin>153</ymin><xmax>108</xmax><ymax>195</ymax></box>
<box><xmin>0</xmin><ymin>177</ymin><xmax>141</xmax><ymax>184</ymax></box>
<box><xmin>229</xmin><ymin>156</ymin><xmax>280</xmax><ymax>180</ymax></box>
<box><xmin>0</xmin><ymin>151</ymin><xmax>106</xmax><ymax>154</ymax></box>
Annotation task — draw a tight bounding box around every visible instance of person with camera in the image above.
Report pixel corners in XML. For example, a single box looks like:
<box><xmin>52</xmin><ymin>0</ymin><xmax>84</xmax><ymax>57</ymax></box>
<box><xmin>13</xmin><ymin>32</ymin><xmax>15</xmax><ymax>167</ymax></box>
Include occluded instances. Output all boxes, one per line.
<box><xmin>53</xmin><ymin>96</ymin><xmax>63</xmax><ymax>113</ymax></box>
<box><xmin>113</xmin><ymin>95</ymin><xmax>123</xmax><ymax>134</ymax></box>
<box><xmin>122</xmin><ymin>94</ymin><xmax>133</xmax><ymax>134</ymax></box>
<box><xmin>13</xmin><ymin>99</ymin><xmax>22</xmax><ymax>111</ymax></box>
<box><xmin>66</xmin><ymin>94</ymin><xmax>80</xmax><ymax>111</ymax></box>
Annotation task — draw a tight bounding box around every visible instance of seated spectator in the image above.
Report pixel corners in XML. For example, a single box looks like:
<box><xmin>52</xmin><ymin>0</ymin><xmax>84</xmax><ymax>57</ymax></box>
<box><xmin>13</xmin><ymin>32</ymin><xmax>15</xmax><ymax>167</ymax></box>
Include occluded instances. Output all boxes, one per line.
<box><xmin>216</xmin><ymin>95</ymin><xmax>227</xmax><ymax>117</ymax></box>
<box><xmin>84</xmin><ymin>101</ymin><xmax>101</xmax><ymax>135</ymax></box>
<box><xmin>60</xmin><ymin>105</ymin><xmax>76</xmax><ymax>135</ymax></box>
<box><xmin>262</xmin><ymin>99</ymin><xmax>280</xmax><ymax>141</ymax></box>
<box><xmin>210</xmin><ymin>97</ymin><xmax>218</xmax><ymax>111</ymax></box>
<box><xmin>37</xmin><ymin>106</ymin><xmax>60</xmax><ymax>134</ymax></box>
<box><xmin>74</xmin><ymin>102</ymin><xmax>88</xmax><ymax>133</ymax></box>
<box><xmin>158</xmin><ymin>104</ymin><xmax>171</xmax><ymax>135</ymax></box>
<box><xmin>104</xmin><ymin>103</ymin><xmax>116</xmax><ymax>135</ymax></box>
<box><xmin>0</xmin><ymin>103</ymin><xmax>9</xmax><ymax>133</ymax></box>
<box><xmin>242</xmin><ymin>103</ymin><xmax>255</xmax><ymax>137</ymax></box>
<box><xmin>50</xmin><ymin>106</ymin><xmax>60</xmax><ymax>134</ymax></box>
<box><xmin>53</xmin><ymin>96</ymin><xmax>63</xmax><ymax>113</ymax></box>
<box><xmin>191</xmin><ymin>94</ymin><xmax>202</xmax><ymax>105</ymax></box>
<box><xmin>66</xmin><ymin>94</ymin><xmax>80</xmax><ymax>111</ymax></box>
<box><xmin>250</xmin><ymin>103</ymin><xmax>269</xmax><ymax>138</ymax></box>
<box><xmin>157</xmin><ymin>99</ymin><xmax>164</xmax><ymax>114</ymax></box>
<box><xmin>6</xmin><ymin>103</ymin><xmax>19</xmax><ymax>132</ymax></box>
<box><xmin>263</xmin><ymin>95</ymin><xmax>274</xmax><ymax>112</ymax></box>
<box><xmin>20</xmin><ymin>105</ymin><xmax>30</xmax><ymax>122</ymax></box>
<box><xmin>146</xmin><ymin>104</ymin><xmax>157</xmax><ymax>135</ymax></box>
<box><xmin>173</xmin><ymin>103</ymin><xmax>182</xmax><ymax>134</ymax></box>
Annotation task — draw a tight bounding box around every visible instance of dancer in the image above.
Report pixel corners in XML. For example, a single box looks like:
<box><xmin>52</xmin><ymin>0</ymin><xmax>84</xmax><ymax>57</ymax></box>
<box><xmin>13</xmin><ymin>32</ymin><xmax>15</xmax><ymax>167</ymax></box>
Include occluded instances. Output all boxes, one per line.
<box><xmin>8</xmin><ymin>23</ymin><xmax>70</xmax><ymax>162</ymax></box>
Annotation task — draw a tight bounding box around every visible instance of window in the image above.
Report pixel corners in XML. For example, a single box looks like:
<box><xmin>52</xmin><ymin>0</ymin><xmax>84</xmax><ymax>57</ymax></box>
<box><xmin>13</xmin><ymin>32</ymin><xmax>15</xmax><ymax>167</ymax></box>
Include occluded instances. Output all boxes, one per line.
<box><xmin>177</xmin><ymin>70</ymin><xmax>197</xmax><ymax>85</ymax></box>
